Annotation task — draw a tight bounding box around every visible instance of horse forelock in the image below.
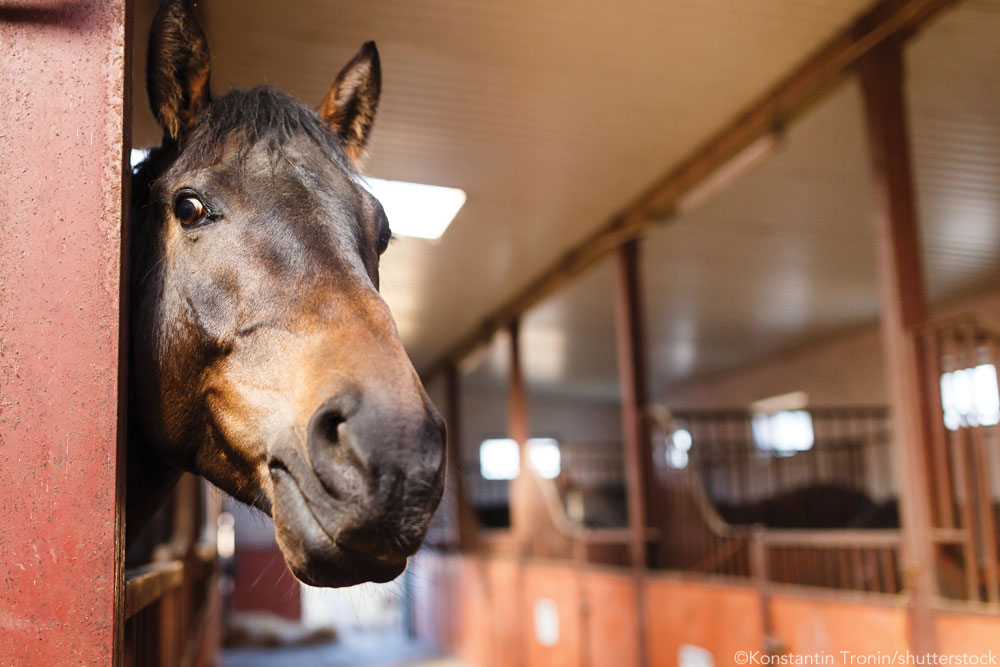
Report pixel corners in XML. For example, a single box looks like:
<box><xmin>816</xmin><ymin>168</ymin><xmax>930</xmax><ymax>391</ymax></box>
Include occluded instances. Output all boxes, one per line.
<box><xmin>133</xmin><ymin>85</ymin><xmax>359</xmax><ymax>203</ymax></box>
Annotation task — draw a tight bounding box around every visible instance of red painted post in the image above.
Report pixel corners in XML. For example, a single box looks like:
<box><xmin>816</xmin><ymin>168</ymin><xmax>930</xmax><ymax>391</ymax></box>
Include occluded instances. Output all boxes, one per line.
<box><xmin>859</xmin><ymin>41</ymin><xmax>937</xmax><ymax>654</ymax></box>
<box><xmin>0</xmin><ymin>2</ymin><xmax>130</xmax><ymax>664</ymax></box>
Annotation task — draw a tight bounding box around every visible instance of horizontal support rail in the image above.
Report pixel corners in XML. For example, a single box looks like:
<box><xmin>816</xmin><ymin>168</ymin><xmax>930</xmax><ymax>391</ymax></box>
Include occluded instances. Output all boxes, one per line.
<box><xmin>124</xmin><ymin>561</ymin><xmax>183</xmax><ymax>620</ymax></box>
<box><xmin>759</xmin><ymin>529</ymin><xmax>901</xmax><ymax>549</ymax></box>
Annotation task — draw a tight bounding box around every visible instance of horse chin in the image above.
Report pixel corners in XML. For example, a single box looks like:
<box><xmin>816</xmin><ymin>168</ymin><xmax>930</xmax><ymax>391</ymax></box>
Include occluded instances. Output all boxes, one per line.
<box><xmin>269</xmin><ymin>465</ymin><xmax>408</xmax><ymax>588</ymax></box>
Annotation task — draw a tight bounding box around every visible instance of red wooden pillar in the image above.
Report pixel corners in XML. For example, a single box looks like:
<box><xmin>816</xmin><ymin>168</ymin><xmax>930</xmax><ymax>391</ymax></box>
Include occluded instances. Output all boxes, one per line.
<box><xmin>0</xmin><ymin>2</ymin><xmax>130</xmax><ymax>664</ymax></box>
<box><xmin>859</xmin><ymin>41</ymin><xmax>937</xmax><ymax>653</ymax></box>
<box><xmin>614</xmin><ymin>240</ymin><xmax>652</xmax><ymax>569</ymax></box>
<box><xmin>507</xmin><ymin>320</ymin><xmax>534</xmax><ymax>553</ymax></box>
<box><xmin>614</xmin><ymin>240</ymin><xmax>652</xmax><ymax>667</ymax></box>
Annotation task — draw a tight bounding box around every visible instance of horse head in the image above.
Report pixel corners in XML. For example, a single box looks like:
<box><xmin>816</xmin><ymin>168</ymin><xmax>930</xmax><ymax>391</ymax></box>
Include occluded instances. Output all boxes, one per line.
<box><xmin>129</xmin><ymin>0</ymin><xmax>445</xmax><ymax>587</ymax></box>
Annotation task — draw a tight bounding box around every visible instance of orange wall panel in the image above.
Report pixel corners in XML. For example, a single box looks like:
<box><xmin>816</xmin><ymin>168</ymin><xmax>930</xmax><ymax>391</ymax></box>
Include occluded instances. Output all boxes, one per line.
<box><xmin>645</xmin><ymin>577</ymin><xmax>763</xmax><ymax>666</ymax></box>
<box><xmin>455</xmin><ymin>557</ymin><xmax>496</xmax><ymax>667</ymax></box>
<box><xmin>584</xmin><ymin>571</ymin><xmax>641</xmax><ymax>667</ymax></box>
<box><xmin>521</xmin><ymin>563</ymin><xmax>583</xmax><ymax>667</ymax></box>
<box><xmin>769</xmin><ymin>595</ymin><xmax>907</xmax><ymax>662</ymax></box>
<box><xmin>936</xmin><ymin>611</ymin><xmax>1000</xmax><ymax>657</ymax></box>
<box><xmin>488</xmin><ymin>557</ymin><xmax>524</xmax><ymax>667</ymax></box>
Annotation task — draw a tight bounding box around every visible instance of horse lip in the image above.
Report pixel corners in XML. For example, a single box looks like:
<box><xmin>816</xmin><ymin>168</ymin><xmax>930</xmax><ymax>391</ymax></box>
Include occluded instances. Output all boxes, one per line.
<box><xmin>269</xmin><ymin>462</ymin><xmax>406</xmax><ymax>585</ymax></box>
<box><xmin>336</xmin><ymin>539</ymin><xmax>408</xmax><ymax>570</ymax></box>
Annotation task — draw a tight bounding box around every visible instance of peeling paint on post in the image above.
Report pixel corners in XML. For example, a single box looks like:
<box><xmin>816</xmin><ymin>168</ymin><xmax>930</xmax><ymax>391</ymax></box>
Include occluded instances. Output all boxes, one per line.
<box><xmin>0</xmin><ymin>1</ymin><xmax>129</xmax><ymax>664</ymax></box>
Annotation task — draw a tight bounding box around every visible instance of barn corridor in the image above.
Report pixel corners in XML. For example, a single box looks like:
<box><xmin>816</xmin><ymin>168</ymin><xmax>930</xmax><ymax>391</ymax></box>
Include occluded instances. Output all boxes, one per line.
<box><xmin>3</xmin><ymin>0</ymin><xmax>1000</xmax><ymax>665</ymax></box>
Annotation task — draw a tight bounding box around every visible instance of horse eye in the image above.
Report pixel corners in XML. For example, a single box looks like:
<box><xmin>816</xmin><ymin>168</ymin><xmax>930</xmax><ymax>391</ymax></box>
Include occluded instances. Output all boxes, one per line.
<box><xmin>377</xmin><ymin>228</ymin><xmax>391</xmax><ymax>255</ymax></box>
<box><xmin>174</xmin><ymin>195</ymin><xmax>207</xmax><ymax>226</ymax></box>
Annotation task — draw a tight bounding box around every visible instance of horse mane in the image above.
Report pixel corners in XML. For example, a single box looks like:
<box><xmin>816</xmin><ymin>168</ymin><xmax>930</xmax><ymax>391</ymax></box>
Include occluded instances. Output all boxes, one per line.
<box><xmin>133</xmin><ymin>85</ymin><xmax>358</xmax><ymax>200</ymax></box>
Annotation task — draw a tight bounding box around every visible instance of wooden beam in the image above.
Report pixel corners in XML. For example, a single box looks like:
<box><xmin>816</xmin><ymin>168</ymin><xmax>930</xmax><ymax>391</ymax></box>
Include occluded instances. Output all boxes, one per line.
<box><xmin>423</xmin><ymin>0</ymin><xmax>956</xmax><ymax>380</ymax></box>
<box><xmin>859</xmin><ymin>40</ymin><xmax>938</xmax><ymax>653</ymax></box>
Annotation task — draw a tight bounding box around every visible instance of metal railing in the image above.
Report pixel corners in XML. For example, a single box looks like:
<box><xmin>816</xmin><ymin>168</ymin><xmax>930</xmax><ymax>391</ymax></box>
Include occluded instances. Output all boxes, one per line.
<box><xmin>920</xmin><ymin>314</ymin><xmax>1000</xmax><ymax>605</ymax></box>
<box><xmin>123</xmin><ymin>475</ymin><xmax>220</xmax><ymax>667</ymax></box>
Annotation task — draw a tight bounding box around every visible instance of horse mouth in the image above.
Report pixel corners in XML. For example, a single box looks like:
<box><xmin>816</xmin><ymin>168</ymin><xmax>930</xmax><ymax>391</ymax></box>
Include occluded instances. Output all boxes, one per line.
<box><xmin>268</xmin><ymin>463</ymin><xmax>408</xmax><ymax>587</ymax></box>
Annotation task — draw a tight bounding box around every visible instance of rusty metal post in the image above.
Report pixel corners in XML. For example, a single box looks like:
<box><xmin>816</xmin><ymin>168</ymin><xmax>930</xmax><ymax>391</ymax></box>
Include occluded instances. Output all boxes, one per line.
<box><xmin>859</xmin><ymin>41</ymin><xmax>938</xmax><ymax>654</ymax></box>
<box><xmin>507</xmin><ymin>320</ymin><xmax>534</xmax><ymax>554</ymax></box>
<box><xmin>614</xmin><ymin>240</ymin><xmax>652</xmax><ymax>569</ymax></box>
<box><xmin>0</xmin><ymin>1</ymin><xmax>130</xmax><ymax>664</ymax></box>
<box><xmin>613</xmin><ymin>240</ymin><xmax>651</xmax><ymax>667</ymax></box>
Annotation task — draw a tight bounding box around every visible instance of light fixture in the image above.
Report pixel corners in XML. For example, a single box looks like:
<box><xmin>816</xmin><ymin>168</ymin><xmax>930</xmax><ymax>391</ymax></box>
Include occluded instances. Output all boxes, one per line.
<box><xmin>360</xmin><ymin>177</ymin><xmax>466</xmax><ymax>240</ymax></box>
<box><xmin>130</xmin><ymin>148</ymin><xmax>150</xmax><ymax>169</ymax></box>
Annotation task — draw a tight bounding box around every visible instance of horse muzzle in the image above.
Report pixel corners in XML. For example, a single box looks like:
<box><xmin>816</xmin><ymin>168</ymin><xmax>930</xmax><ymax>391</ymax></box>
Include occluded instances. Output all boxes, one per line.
<box><xmin>267</xmin><ymin>390</ymin><xmax>446</xmax><ymax>587</ymax></box>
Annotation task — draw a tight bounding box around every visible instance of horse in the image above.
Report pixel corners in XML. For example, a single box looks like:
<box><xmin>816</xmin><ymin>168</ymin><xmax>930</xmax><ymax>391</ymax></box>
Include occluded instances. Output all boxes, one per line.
<box><xmin>128</xmin><ymin>0</ymin><xmax>445</xmax><ymax>588</ymax></box>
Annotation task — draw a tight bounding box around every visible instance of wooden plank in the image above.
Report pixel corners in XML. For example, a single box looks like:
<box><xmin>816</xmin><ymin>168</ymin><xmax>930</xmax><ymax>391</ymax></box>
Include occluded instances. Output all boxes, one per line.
<box><xmin>0</xmin><ymin>3</ymin><xmax>131</xmax><ymax>664</ymax></box>
<box><xmin>859</xmin><ymin>40</ymin><xmax>938</xmax><ymax>651</ymax></box>
<box><xmin>422</xmin><ymin>0</ymin><xmax>957</xmax><ymax>380</ymax></box>
<box><xmin>124</xmin><ymin>561</ymin><xmax>184</xmax><ymax>620</ymax></box>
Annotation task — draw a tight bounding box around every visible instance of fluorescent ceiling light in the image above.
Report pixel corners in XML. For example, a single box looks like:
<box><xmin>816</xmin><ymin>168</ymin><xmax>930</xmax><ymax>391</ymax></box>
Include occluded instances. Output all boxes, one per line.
<box><xmin>360</xmin><ymin>177</ymin><xmax>466</xmax><ymax>240</ymax></box>
<box><xmin>131</xmin><ymin>148</ymin><xmax>150</xmax><ymax>169</ymax></box>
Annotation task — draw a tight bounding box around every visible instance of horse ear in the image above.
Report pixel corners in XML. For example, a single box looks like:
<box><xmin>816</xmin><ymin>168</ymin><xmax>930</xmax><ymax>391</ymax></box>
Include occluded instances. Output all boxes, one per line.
<box><xmin>319</xmin><ymin>42</ymin><xmax>382</xmax><ymax>165</ymax></box>
<box><xmin>147</xmin><ymin>0</ymin><xmax>212</xmax><ymax>143</ymax></box>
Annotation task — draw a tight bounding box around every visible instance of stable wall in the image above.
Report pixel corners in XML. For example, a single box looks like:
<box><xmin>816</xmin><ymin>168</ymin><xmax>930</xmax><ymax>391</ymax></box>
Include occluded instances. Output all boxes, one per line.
<box><xmin>413</xmin><ymin>552</ymin><xmax>1000</xmax><ymax>667</ymax></box>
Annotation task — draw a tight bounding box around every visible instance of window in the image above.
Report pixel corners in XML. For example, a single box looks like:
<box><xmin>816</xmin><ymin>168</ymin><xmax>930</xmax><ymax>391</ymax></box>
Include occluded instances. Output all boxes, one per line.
<box><xmin>479</xmin><ymin>439</ymin><xmax>520</xmax><ymax>480</ymax></box>
<box><xmin>941</xmin><ymin>363</ymin><xmax>1000</xmax><ymax>430</ymax></box>
<box><xmin>478</xmin><ymin>437</ymin><xmax>562</xmax><ymax>480</ymax></box>
<box><xmin>752</xmin><ymin>410</ymin><xmax>814</xmax><ymax>454</ymax></box>
<box><xmin>750</xmin><ymin>392</ymin><xmax>813</xmax><ymax>455</ymax></box>
<box><xmin>527</xmin><ymin>438</ymin><xmax>561</xmax><ymax>479</ymax></box>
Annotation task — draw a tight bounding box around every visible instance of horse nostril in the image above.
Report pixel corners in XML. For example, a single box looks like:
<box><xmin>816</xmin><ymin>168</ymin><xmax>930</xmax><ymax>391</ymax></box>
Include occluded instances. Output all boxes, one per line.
<box><xmin>315</xmin><ymin>410</ymin><xmax>346</xmax><ymax>446</ymax></box>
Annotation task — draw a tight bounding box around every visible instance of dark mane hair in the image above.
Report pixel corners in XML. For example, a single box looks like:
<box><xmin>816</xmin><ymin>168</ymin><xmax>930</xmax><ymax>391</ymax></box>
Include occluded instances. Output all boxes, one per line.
<box><xmin>133</xmin><ymin>85</ymin><xmax>358</xmax><ymax>204</ymax></box>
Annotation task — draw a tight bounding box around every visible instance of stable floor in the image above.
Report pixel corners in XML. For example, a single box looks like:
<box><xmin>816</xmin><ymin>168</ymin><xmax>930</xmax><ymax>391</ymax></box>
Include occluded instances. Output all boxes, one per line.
<box><xmin>221</xmin><ymin>635</ymin><xmax>467</xmax><ymax>667</ymax></box>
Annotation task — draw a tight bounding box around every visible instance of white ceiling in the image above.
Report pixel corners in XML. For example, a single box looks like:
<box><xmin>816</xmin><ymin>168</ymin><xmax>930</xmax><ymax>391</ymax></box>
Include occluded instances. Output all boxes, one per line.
<box><xmin>461</xmin><ymin>0</ymin><xmax>1000</xmax><ymax>399</ymax></box>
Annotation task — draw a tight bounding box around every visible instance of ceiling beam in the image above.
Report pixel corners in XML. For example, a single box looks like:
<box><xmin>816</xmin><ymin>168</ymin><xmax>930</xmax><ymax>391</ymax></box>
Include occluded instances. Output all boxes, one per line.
<box><xmin>422</xmin><ymin>0</ymin><xmax>957</xmax><ymax>380</ymax></box>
